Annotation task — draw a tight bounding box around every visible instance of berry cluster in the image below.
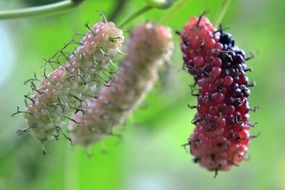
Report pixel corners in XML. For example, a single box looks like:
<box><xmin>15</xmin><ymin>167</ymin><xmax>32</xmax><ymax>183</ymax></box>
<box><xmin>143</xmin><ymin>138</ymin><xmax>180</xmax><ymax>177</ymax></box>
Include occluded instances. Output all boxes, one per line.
<box><xmin>68</xmin><ymin>23</ymin><xmax>174</xmax><ymax>146</ymax></box>
<box><xmin>180</xmin><ymin>16</ymin><xmax>253</xmax><ymax>172</ymax></box>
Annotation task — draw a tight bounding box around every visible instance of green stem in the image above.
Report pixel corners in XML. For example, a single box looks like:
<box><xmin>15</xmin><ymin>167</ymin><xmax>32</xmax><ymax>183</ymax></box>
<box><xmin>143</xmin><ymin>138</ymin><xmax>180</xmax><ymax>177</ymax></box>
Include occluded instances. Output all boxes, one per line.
<box><xmin>0</xmin><ymin>0</ymin><xmax>83</xmax><ymax>20</ymax></box>
<box><xmin>160</xmin><ymin>0</ymin><xmax>189</xmax><ymax>23</ymax></box>
<box><xmin>118</xmin><ymin>5</ymin><xmax>152</xmax><ymax>28</ymax></box>
<box><xmin>215</xmin><ymin>0</ymin><xmax>232</xmax><ymax>27</ymax></box>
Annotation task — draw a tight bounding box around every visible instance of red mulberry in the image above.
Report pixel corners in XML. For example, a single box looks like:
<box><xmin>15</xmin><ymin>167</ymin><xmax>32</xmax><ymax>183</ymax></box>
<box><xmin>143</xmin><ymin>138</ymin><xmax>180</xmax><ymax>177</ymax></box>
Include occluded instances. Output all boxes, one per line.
<box><xmin>180</xmin><ymin>16</ymin><xmax>253</xmax><ymax>172</ymax></box>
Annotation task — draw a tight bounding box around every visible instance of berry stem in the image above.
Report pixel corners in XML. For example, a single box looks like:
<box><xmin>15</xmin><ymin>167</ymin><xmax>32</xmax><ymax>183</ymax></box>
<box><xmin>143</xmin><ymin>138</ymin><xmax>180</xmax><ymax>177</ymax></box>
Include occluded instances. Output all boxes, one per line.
<box><xmin>0</xmin><ymin>0</ymin><xmax>83</xmax><ymax>20</ymax></box>
<box><xmin>118</xmin><ymin>0</ymin><xmax>175</xmax><ymax>27</ymax></box>
<box><xmin>118</xmin><ymin>5</ymin><xmax>152</xmax><ymax>28</ymax></box>
<box><xmin>108</xmin><ymin>0</ymin><xmax>129</xmax><ymax>21</ymax></box>
<box><xmin>160</xmin><ymin>0</ymin><xmax>190</xmax><ymax>23</ymax></box>
<box><xmin>214</xmin><ymin>0</ymin><xmax>232</xmax><ymax>27</ymax></box>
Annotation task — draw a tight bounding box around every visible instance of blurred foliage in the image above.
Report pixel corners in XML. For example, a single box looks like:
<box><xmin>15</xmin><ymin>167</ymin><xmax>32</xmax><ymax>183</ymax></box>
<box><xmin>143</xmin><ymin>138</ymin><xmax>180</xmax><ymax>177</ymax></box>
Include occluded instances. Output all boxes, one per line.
<box><xmin>23</xmin><ymin>0</ymin><xmax>62</xmax><ymax>6</ymax></box>
<box><xmin>0</xmin><ymin>0</ymin><xmax>285</xmax><ymax>190</ymax></box>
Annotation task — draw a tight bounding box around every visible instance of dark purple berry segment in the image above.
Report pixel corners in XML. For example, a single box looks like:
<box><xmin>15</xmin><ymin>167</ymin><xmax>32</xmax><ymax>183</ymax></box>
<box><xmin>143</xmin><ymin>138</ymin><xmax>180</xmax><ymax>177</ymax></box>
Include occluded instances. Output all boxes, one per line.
<box><xmin>180</xmin><ymin>16</ymin><xmax>253</xmax><ymax>172</ymax></box>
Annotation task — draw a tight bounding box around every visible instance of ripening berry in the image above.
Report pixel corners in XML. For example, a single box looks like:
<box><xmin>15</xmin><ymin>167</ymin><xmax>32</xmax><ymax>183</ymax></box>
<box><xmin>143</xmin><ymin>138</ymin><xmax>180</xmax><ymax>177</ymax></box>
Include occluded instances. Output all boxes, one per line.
<box><xmin>23</xmin><ymin>22</ymin><xmax>124</xmax><ymax>144</ymax></box>
<box><xmin>68</xmin><ymin>23</ymin><xmax>174</xmax><ymax>146</ymax></box>
<box><xmin>180</xmin><ymin>16</ymin><xmax>254</xmax><ymax>172</ymax></box>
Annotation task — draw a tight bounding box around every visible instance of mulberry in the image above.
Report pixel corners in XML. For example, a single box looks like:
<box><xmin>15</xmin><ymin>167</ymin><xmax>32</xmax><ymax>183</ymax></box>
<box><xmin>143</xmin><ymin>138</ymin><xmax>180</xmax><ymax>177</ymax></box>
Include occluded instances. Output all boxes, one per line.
<box><xmin>68</xmin><ymin>23</ymin><xmax>174</xmax><ymax>146</ymax></box>
<box><xmin>180</xmin><ymin>16</ymin><xmax>254</xmax><ymax>172</ymax></box>
<box><xmin>21</xmin><ymin>22</ymin><xmax>124</xmax><ymax>144</ymax></box>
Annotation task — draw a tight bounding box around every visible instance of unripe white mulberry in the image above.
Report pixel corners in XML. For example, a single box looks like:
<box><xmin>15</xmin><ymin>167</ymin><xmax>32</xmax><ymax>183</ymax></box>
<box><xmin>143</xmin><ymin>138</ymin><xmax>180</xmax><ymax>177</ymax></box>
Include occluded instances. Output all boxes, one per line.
<box><xmin>23</xmin><ymin>22</ymin><xmax>124</xmax><ymax>143</ymax></box>
<box><xmin>68</xmin><ymin>23</ymin><xmax>174</xmax><ymax>146</ymax></box>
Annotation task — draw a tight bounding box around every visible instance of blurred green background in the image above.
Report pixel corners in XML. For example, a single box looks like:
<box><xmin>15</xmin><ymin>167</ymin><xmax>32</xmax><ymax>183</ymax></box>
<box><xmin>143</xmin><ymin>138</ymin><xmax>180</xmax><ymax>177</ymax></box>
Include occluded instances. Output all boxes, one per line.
<box><xmin>0</xmin><ymin>0</ymin><xmax>284</xmax><ymax>189</ymax></box>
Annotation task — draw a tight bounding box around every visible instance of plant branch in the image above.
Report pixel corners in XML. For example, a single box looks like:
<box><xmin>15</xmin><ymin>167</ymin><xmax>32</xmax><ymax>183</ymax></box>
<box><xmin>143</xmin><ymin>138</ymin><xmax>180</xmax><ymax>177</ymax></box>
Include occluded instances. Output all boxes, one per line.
<box><xmin>0</xmin><ymin>0</ymin><xmax>84</xmax><ymax>20</ymax></box>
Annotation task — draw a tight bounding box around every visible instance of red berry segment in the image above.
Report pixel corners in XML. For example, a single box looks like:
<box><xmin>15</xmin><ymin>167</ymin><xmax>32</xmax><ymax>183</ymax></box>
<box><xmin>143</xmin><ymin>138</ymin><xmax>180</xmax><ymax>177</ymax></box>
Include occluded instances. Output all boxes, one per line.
<box><xmin>180</xmin><ymin>16</ymin><xmax>253</xmax><ymax>172</ymax></box>
<box><xmin>181</xmin><ymin>17</ymin><xmax>222</xmax><ymax>80</ymax></box>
